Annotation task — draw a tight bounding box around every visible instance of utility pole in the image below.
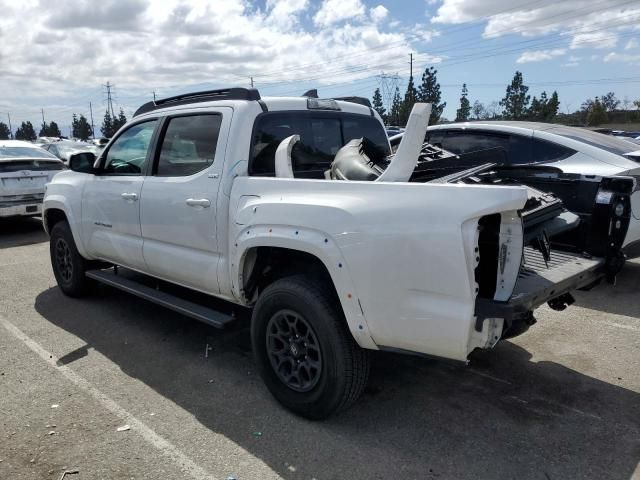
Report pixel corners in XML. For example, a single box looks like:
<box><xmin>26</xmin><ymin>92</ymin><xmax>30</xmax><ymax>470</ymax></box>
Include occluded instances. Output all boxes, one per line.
<box><xmin>7</xmin><ymin>113</ymin><xmax>12</xmax><ymax>139</ymax></box>
<box><xmin>152</xmin><ymin>90</ymin><xmax>156</xmax><ymax>102</ymax></box>
<box><xmin>41</xmin><ymin>108</ymin><xmax>46</xmax><ymax>134</ymax></box>
<box><xmin>250</xmin><ymin>77</ymin><xmax>254</xmax><ymax>88</ymax></box>
<box><xmin>409</xmin><ymin>53</ymin><xmax>413</xmax><ymax>79</ymax></box>
<box><xmin>89</xmin><ymin>101</ymin><xmax>96</xmax><ymax>139</ymax></box>
<box><xmin>104</xmin><ymin>81</ymin><xmax>115</xmax><ymax>118</ymax></box>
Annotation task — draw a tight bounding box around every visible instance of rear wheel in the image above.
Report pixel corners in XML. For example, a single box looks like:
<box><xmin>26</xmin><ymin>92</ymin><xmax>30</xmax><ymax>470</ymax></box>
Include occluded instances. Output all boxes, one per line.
<box><xmin>50</xmin><ymin>221</ymin><xmax>93</xmax><ymax>297</ymax></box>
<box><xmin>251</xmin><ymin>275</ymin><xmax>370</xmax><ymax>419</ymax></box>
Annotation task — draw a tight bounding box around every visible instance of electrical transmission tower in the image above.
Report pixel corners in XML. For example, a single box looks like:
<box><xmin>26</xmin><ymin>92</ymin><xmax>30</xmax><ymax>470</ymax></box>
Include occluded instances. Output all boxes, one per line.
<box><xmin>376</xmin><ymin>72</ymin><xmax>400</xmax><ymax>113</ymax></box>
<box><xmin>103</xmin><ymin>81</ymin><xmax>116</xmax><ymax>118</ymax></box>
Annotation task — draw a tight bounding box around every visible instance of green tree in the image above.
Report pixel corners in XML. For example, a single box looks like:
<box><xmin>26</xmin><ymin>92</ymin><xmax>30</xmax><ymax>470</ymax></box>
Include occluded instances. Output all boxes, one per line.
<box><xmin>389</xmin><ymin>87</ymin><xmax>403</xmax><ymax>126</ymax></box>
<box><xmin>399</xmin><ymin>76</ymin><xmax>418</xmax><ymax>126</ymax></box>
<box><xmin>371</xmin><ymin>88</ymin><xmax>386</xmax><ymax>122</ymax></box>
<box><xmin>15</xmin><ymin>121</ymin><xmax>37</xmax><ymax>141</ymax></box>
<box><xmin>0</xmin><ymin>122</ymin><xmax>11</xmax><ymax>140</ymax></box>
<box><xmin>587</xmin><ymin>97</ymin><xmax>608</xmax><ymax>126</ymax></box>
<box><xmin>471</xmin><ymin>100</ymin><xmax>485</xmax><ymax>120</ymax></box>
<box><xmin>417</xmin><ymin>66</ymin><xmax>446</xmax><ymax>124</ymax></box>
<box><xmin>543</xmin><ymin>91</ymin><xmax>560</xmax><ymax>121</ymax></box>
<box><xmin>455</xmin><ymin>83</ymin><xmax>471</xmax><ymax>122</ymax></box>
<box><xmin>114</xmin><ymin>108</ymin><xmax>127</xmax><ymax>132</ymax></box>
<box><xmin>72</xmin><ymin>114</ymin><xmax>93</xmax><ymax>140</ymax></box>
<box><xmin>101</xmin><ymin>109</ymin><xmax>113</xmax><ymax>137</ymax></box>
<box><xmin>500</xmin><ymin>71</ymin><xmax>530</xmax><ymax>120</ymax></box>
<box><xmin>634</xmin><ymin>99</ymin><xmax>640</xmax><ymax>110</ymax></box>
<box><xmin>601</xmin><ymin>92</ymin><xmax>619</xmax><ymax>112</ymax></box>
<box><xmin>39</xmin><ymin>121</ymin><xmax>61</xmax><ymax>137</ymax></box>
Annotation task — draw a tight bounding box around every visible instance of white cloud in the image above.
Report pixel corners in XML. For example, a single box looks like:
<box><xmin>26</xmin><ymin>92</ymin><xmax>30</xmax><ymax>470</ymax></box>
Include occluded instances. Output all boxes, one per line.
<box><xmin>516</xmin><ymin>48</ymin><xmax>566</xmax><ymax>63</ymax></box>
<box><xmin>370</xmin><ymin>5</ymin><xmax>389</xmax><ymax>23</ymax></box>
<box><xmin>313</xmin><ymin>0</ymin><xmax>365</xmax><ymax>27</ymax></box>
<box><xmin>604</xmin><ymin>52</ymin><xmax>640</xmax><ymax>63</ymax></box>
<box><xmin>431</xmin><ymin>0</ymin><xmax>640</xmax><ymax>50</ymax></box>
<box><xmin>625</xmin><ymin>38</ymin><xmax>639</xmax><ymax>50</ymax></box>
<box><xmin>0</xmin><ymin>0</ymin><xmax>425</xmax><ymax>126</ymax></box>
<box><xmin>570</xmin><ymin>31</ymin><xmax>618</xmax><ymax>50</ymax></box>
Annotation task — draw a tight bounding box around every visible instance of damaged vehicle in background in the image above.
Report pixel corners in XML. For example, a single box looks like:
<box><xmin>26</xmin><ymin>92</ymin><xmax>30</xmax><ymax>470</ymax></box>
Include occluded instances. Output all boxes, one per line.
<box><xmin>1</xmin><ymin>140</ymin><xmax>65</xmax><ymax>218</ymax></box>
<box><xmin>40</xmin><ymin>140</ymin><xmax>101</xmax><ymax>165</ymax></box>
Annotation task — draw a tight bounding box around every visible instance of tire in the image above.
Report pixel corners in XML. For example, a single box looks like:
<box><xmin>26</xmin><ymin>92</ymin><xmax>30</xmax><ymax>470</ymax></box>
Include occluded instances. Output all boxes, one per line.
<box><xmin>251</xmin><ymin>275</ymin><xmax>370</xmax><ymax>419</ymax></box>
<box><xmin>50</xmin><ymin>221</ymin><xmax>92</xmax><ymax>297</ymax></box>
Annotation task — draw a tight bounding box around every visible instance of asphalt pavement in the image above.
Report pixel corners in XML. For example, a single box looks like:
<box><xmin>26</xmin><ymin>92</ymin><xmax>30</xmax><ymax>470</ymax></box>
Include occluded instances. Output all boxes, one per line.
<box><xmin>0</xmin><ymin>217</ymin><xmax>638</xmax><ymax>480</ymax></box>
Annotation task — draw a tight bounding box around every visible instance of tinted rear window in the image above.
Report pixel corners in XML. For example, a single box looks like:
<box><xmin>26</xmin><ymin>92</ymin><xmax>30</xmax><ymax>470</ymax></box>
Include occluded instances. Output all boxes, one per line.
<box><xmin>0</xmin><ymin>146</ymin><xmax>59</xmax><ymax>159</ymax></box>
<box><xmin>250</xmin><ymin>111</ymin><xmax>389</xmax><ymax>177</ymax></box>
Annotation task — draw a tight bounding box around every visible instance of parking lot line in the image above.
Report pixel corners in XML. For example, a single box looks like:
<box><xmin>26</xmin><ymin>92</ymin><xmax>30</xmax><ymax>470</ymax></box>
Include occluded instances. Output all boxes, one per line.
<box><xmin>0</xmin><ymin>313</ymin><xmax>218</xmax><ymax>480</ymax></box>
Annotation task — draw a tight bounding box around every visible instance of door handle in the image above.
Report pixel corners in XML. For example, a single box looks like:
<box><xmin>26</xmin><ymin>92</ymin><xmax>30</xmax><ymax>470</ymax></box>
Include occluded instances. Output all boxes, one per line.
<box><xmin>185</xmin><ymin>198</ymin><xmax>211</xmax><ymax>208</ymax></box>
<box><xmin>121</xmin><ymin>192</ymin><xmax>138</xmax><ymax>201</ymax></box>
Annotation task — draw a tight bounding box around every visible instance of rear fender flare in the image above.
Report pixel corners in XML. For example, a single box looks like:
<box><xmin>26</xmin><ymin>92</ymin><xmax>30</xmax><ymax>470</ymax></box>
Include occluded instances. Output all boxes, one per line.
<box><xmin>231</xmin><ymin>226</ymin><xmax>378</xmax><ymax>350</ymax></box>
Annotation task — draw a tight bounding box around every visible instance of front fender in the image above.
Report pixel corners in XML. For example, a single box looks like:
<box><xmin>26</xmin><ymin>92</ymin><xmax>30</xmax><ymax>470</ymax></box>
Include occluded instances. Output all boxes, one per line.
<box><xmin>43</xmin><ymin>194</ymin><xmax>91</xmax><ymax>258</ymax></box>
<box><xmin>231</xmin><ymin>225</ymin><xmax>378</xmax><ymax>350</ymax></box>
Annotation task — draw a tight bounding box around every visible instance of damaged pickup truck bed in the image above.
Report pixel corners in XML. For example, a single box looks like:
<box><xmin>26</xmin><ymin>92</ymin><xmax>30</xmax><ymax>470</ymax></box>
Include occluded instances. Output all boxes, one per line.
<box><xmin>43</xmin><ymin>91</ymin><xmax>630</xmax><ymax>419</ymax></box>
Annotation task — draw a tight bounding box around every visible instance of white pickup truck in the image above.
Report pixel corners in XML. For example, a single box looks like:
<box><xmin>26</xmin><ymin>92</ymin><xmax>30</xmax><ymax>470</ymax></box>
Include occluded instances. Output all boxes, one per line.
<box><xmin>43</xmin><ymin>88</ymin><xmax>632</xmax><ymax>419</ymax></box>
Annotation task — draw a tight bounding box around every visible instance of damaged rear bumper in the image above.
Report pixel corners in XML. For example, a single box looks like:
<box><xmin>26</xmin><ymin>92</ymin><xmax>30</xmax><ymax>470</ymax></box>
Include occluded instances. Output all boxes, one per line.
<box><xmin>474</xmin><ymin>246</ymin><xmax>618</xmax><ymax>340</ymax></box>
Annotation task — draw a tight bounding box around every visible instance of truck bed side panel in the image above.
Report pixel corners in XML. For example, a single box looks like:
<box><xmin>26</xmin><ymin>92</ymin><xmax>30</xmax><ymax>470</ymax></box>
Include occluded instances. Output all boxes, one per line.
<box><xmin>229</xmin><ymin>177</ymin><xmax>528</xmax><ymax>361</ymax></box>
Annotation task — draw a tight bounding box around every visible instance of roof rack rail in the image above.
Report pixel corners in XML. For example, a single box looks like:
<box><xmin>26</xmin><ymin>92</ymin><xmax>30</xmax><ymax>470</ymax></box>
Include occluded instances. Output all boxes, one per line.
<box><xmin>333</xmin><ymin>96</ymin><xmax>372</xmax><ymax>108</ymax></box>
<box><xmin>134</xmin><ymin>87</ymin><xmax>261</xmax><ymax>117</ymax></box>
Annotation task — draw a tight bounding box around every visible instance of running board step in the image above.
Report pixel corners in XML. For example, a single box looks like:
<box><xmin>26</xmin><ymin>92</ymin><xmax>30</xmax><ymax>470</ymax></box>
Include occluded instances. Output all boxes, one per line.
<box><xmin>85</xmin><ymin>269</ymin><xmax>233</xmax><ymax>329</ymax></box>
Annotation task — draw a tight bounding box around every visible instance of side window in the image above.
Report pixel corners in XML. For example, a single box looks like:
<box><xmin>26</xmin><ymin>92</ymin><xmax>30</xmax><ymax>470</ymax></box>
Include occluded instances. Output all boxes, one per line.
<box><xmin>103</xmin><ymin>120</ymin><xmax>157</xmax><ymax>175</ymax></box>
<box><xmin>507</xmin><ymin>134</ymin><xmax>532</xmax><ymax>165</ymax></box>
<box><xmin>532</xmin><ymin>138</ymin><xmax>575</xmax><ymax>163</ymax></box>
<box><xmin>156</xmin><ymin>114</ymin><xmax>222</xmax><ymax>177</ymax></box>
<box><xmin>425</xmin><ymin>130</ymin><xmax>445</xmax><ymax>147</ymax></box>
<box><xmin>441</xmin><ymin>131</ymin><xmax>509</xmax><ymax>155</ymax></box>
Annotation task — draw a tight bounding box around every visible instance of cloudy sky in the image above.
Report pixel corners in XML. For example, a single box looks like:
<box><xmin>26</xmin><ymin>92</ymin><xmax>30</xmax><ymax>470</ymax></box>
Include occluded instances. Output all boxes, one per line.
<box><xmin>0</xmin><ymin>0</ymin><xmax>639</xmax><ymax>134</ymax></box>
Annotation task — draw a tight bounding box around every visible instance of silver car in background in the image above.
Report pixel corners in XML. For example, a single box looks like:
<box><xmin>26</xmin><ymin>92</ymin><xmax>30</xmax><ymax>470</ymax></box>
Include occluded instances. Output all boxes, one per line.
<box><xmin>0</xmin><ymin>140</ymin><xmax>65</xmax><ymax>218</ymax></box>
<box><xmin>40</xmin><ymin>140</ymin><xmax>100</xmax><ymax>164</ymax></box>
<box><xmin>425</xmin><ymin>122</ymin><xmax>640</xmax><ymax>248</ymax></box>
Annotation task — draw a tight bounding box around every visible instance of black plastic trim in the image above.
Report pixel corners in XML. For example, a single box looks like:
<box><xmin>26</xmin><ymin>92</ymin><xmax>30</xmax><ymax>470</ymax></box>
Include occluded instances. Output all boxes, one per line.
<box><xmin>134</xmin><ymin>88</ymin><xmax>261</xmax><ymax>117</ymax></box>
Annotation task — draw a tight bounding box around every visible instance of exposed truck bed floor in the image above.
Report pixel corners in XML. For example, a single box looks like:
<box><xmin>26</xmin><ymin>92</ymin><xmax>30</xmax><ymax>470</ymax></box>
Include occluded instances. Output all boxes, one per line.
<box><xmin>511</xmin><ymin>247</ymin><xmax>603</xmax><ymax>306</ymax></box>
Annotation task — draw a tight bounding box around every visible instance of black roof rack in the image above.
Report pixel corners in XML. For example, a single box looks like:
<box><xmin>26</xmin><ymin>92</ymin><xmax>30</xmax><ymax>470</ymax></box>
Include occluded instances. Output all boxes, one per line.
<box><xmin>333</xmin><ymin>96</ymin><xmax>372</xmax><ymax>108</ymax></box>
<box><xmin>134</xmin><ymin>87</ymin><xmax>261</xmax><ymax>117</ymax></box>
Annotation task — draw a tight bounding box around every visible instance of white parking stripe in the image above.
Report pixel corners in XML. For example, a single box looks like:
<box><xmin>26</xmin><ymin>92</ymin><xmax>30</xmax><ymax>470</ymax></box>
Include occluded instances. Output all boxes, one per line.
<box><xmin>0</xmin><ymin>314</ymin><xmax>217</xmax><ymax>480</ymax></box>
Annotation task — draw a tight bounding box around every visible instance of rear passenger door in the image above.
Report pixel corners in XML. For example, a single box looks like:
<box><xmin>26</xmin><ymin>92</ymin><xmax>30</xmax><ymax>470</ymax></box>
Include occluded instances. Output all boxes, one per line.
<box><xmin>140</xmin><ymin>109</ymin><xmax>232</xmax><ymax>295</ymax></box>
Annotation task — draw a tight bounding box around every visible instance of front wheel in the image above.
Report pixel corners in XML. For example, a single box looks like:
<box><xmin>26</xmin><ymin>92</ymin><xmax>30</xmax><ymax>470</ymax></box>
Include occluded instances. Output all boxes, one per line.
<box><xmin>251</xmin><ymin>275</ymin><xmax>370</xmax><ymax>419</ymax></box>
<box><xmin>49</xmin><ymin>221</ymin><xmax>93</xmax><ymax>297</ymax></box>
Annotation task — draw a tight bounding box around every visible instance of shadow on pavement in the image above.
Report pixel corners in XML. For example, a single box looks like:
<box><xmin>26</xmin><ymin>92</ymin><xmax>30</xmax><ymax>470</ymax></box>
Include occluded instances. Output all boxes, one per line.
<box><xmin>573</xmin><ymin>260</ymin><xmax>640</xmax><ymax>318</ymax></box>
<box><xmin>0</xmin><ymin>217</ymin><xmax>48</xmax><ymax>249</ymax></box>
<box><xmin>35</xmin><ymin>286</ymin><xmax>640</xmax><ymax>480</ymax></box>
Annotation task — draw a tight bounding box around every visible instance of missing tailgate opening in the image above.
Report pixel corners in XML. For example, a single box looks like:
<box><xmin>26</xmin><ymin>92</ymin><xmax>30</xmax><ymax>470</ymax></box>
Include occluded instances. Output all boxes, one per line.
<box><xmin>475</xmin><ymin>213</ymin><xmax>501</xmax><ymax>299</ymax></box>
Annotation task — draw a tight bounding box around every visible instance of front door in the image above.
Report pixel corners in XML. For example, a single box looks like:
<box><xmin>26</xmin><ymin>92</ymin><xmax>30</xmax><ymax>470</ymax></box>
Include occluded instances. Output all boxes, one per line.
<box><xmin>81</xmin><ymin>119</ymin><xmax>158</xmax><ymax>270</ymax></box>
<box><xmin>140</xmin><ymin>109</ymin><xmax>231</xmax><ymax>294</ymax></box>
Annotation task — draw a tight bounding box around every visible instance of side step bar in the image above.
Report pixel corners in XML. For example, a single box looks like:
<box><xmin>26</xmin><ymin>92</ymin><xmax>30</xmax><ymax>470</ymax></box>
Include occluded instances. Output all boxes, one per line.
<box><xmin>85</xmin><ymin>269</ymin><xmax>233</xmax><ymax>329</ymax></box>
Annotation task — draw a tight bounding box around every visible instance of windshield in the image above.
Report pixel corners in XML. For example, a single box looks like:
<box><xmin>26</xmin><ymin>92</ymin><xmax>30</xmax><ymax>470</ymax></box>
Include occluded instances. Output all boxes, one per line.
<box><xmin>0</xmin><ymin>146</ymin><xmax>60</xmax><ymax>159</ymax></box>
<box><xmin>546</xmin><ymin>126</ymin><xmax>639</xmax><ymax>156</ymax></box>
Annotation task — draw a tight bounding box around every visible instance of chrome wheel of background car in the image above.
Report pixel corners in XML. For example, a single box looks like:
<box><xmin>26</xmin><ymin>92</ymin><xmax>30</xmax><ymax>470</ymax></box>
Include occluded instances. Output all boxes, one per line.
<box><xmin>55</xmin><ymin>238</ymin><xmax>73</xmax><ymax>282</ymax></box>
<box><xmin>266</xmin><ymin>309</ymin><xmax>322</xmax><ymax>392</ymax></box>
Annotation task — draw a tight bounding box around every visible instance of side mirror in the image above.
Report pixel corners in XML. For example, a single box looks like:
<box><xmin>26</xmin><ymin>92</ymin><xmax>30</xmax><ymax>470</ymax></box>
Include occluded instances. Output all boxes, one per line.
<box><xmin>69</xmin><ymin>152</ymin><xmax>96</xmax><ymax>173</ymax></box>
